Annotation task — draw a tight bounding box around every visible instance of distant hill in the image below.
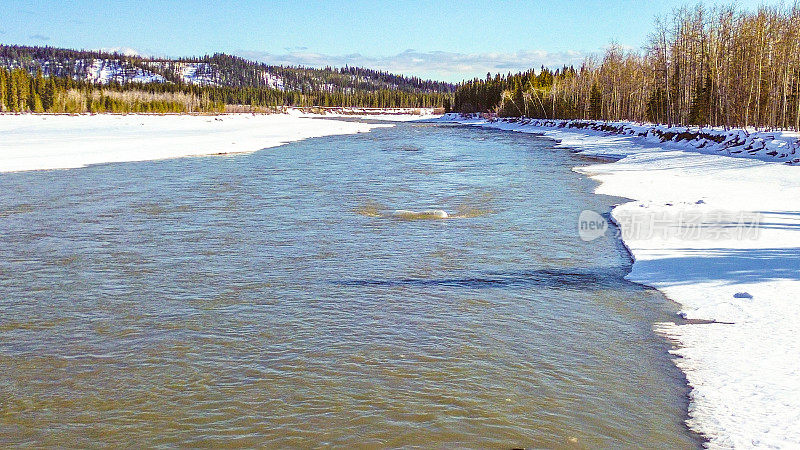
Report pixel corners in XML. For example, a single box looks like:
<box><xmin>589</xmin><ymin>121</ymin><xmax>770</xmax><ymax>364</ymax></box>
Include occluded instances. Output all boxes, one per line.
<box><xmin>0</xmin><ymin>44</ymin><xmax>455</xmax><ymax>94</ymax></box>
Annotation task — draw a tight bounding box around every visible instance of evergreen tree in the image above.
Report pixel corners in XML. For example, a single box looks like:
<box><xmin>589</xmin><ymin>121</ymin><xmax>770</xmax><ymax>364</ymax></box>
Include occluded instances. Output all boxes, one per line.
<box><xmin>589</xmin><ymin>84</ymin><xmax>603</xmax><ymax>119</ymax></box>
<box><xmin>0</xmin><ymin>68</ymin><xmax>6</xmax><ymax>111</ymax></box>
<box><xmin>690</xmin><ymin>72</ymin><xmax>713</xmax><ymax>126</ymax></box>
<box><xmin>42</xmin><ymin>77</ymin><xmax>56</xmax><ymax>111</ymax></box>
<box><xmin>16</xmin><ymin>69</ymin><xmax>30</xmax><ymax>111</ymax></box>
<box><xmin>647</xmin><ymin>88</ymin><xmax>668</xmax><ymax>124</ymax></box>
<box><xmin>32</xmin><ymin>93</ymin><xmax>44</xmax><ymax>112</ymax></box>
<box><xmin>8</xmin><ymin>70</ymin><xmax>19</xmax><ymax>111</ymax></box>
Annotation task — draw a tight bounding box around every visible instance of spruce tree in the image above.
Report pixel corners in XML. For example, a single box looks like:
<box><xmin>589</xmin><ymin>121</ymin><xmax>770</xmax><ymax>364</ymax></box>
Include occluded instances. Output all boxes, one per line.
<box><xmin>589</xmin><ymin>84</ymin><xmax>603</xmax><ymax>120</ymax></box>
<box><xmin>16</xmin><ymin>69</ymin><xmax>29</xmax><ymax>111</ymax></box>
<box><xmin>689</xmin><ymin>73</ymin><xmax>712</xmax><ymax>126</ymax></box>
<box><xmin>42</xmin><ymin>77</ymin><xmax>56</xmax><ymax>111</ymax></box>
<box><xmin>0</xmin><ymin>68</ymin><xmax>6</xmax><ymax>111</ymax></box>
<box><xmin>32</xmin><ymin>93</ymin><xmax>44</xmax><ymax>112</ymax></box>
<box><xmin>8</xmin><ymin>70</ymin><xmax>19</xmax><ymax>111</ymax></box>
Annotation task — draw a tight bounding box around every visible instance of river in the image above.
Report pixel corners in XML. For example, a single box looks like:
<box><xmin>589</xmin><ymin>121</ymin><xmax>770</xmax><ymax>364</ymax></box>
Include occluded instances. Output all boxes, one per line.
<box><xmin>0</xmin><ymin>120</ymin><xmax>700</xmax><ymax>447</ymax></box>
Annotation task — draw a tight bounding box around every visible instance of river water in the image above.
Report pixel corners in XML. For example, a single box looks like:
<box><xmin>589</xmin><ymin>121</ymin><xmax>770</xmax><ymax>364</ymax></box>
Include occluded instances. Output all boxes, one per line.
<box><xmin>0</xmin><ymin>120</ymin><xmax>700</xmax><ymax>447</ymax></box>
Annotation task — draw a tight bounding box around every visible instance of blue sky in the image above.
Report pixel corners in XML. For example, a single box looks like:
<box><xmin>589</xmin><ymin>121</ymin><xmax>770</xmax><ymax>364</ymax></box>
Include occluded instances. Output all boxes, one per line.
<box><xmin>0</xmin><ymin>0</ymin><xmax>783</xmax><ymax>82</ymax></box>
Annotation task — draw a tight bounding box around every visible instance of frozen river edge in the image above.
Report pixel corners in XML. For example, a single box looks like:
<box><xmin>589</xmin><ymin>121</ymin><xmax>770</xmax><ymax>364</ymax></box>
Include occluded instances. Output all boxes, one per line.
<box><xmin>430</xmin><ymin>114</ymin><xmax>800</xmax><ymax>448</ymax></box>
<box><xmin>0</xmin><ymin>112</ymin><xmax>393</xmax><ymax>173</ymax></box>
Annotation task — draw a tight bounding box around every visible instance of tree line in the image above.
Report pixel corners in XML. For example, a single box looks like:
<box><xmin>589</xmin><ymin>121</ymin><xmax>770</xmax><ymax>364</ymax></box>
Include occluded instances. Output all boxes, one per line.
<box><xmin>0</xmin><ymin>66</ymin><xmax>449</xmax><ymax>113</ymax></box>
<box><xmin>147</xmin><ymin>53</ymin><xmax>455</xmax><ymax>93</ymax></box>
<box><xmin>0</xmin><ymin>67</ymin><xmax>224</xmax><ymax>113</ymax></box>
<box><xmin>454</xmin><ymin>4</ymin><xmax>800</xmax><ymax>130</ymax></box>
<box><xmin>1</xmin><ymin>44</ymin><xmax>454</xmax><ymax>113</ymax></box>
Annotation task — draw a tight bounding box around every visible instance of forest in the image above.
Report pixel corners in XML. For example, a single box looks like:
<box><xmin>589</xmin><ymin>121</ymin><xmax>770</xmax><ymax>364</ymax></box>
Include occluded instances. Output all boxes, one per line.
<box><xmin>0</xmin><ymin>66</ymin><xmax>449</xmax><ymax>113</ymax></box>
<box><xmin>454</xmin><ymin>5</ymin><xmax>800</xmax><ymax>130</ymax></box>
<box><xmin>0</xmin><ymin>68</ymin><xmax>222</xmax><ymax>113</ymax></box>
<box><xmin>0</xmin><ymin>46</ymin><xmax>453</xmax><ymax>113</ymax></box>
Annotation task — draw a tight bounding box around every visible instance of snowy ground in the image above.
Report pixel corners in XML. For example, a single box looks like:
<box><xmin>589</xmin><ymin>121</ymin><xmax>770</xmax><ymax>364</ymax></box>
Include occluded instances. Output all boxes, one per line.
<box><xmin>0</xmin><ymin>112</ymin><xmax>389</xmax><ymax>172</ymax></box>
<box><xmin>310</xmin><ymin>107</ymin><xmax>441</xmax><ymax>122</ymax></box>
<box><xmin>440</xmin><ymin>114</ymin><xmax>800</xmax><ymax>164</ymax></box>
<box><xmin>432</xmin><ymin>114</ymin><xmax>800</xmax><ymax>448</ymax></box>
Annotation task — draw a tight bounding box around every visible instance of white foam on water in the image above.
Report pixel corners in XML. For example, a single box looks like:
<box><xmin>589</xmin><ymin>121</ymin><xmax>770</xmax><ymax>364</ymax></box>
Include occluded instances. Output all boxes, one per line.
<box><xmin>391</xmin><ymin>209</ymin><xmax>449</xmax><ymax>220</ymax></box>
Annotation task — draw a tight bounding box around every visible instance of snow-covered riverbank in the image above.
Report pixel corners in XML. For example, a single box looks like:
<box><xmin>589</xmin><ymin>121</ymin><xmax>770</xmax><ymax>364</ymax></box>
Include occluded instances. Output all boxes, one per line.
<box><xmin>0</xmin><ymin>112</ymin><xmax>391</xmax><ymax>172</ymax></box>
<box><xmin>440</xmin><ymin>114</ymin><xmax>800</xmax><ymax>164</ymax></box>
<box><xmin>432</xmin><ymin>114</ymin><xmax>800</xmax><ymax>447</ymax></box>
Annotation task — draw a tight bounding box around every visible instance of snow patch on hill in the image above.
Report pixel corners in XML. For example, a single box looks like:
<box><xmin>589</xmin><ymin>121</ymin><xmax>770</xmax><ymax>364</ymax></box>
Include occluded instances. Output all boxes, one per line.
<box><xmin>261</xmin><ymin>71</ymin><xmax>284</xmax><ymax>90</ymax></box>
<box><xmin>84</xmin><ymin>59</ymin><xmax>166</xmax><ymax>84</ymax></box>
<box><xmin>142</xmin><ymin>61</ymin><xmax>285</xmax><ymax>89</ymax></box>
<box><xmin>176</xmin><ymin>62</ymin><xmax>217</xmax><ymax>85</ymax></box>
<box><xmin>4</xmin><ymin>56</ymin><xmax>288</xmax><ymax>89</ymax></box>
<box><xmin>2</xmin><ymin>57</ymin><xmax>167</xmax><ymax>84</ymax></box>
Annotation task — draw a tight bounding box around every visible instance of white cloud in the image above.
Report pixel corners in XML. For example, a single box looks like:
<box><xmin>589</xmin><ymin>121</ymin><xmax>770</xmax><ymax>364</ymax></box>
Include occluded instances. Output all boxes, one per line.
<box><xmin>237</xmin><ymin>48</ymin><xmax>588</xmax><ymax>83</ymax></box>
<box><xmin>95</xmin><ymin>47</ymin><xmax>168</xmax><ymax>58</ymax></box>
<box><xmin>99</xmin><ymin>46</ymin><xmax>142</xmax><ymax>57</ymax></box>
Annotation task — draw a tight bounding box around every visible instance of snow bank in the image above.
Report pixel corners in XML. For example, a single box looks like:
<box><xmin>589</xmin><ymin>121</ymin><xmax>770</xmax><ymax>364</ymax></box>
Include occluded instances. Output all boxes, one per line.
<box><xmin>434</xmin><ymin>113</ymin><xmax>800</xmax><ymax>164</ymax></box>
<box><xmin>0</xmin><ymin>113</ymin><xmax>389</xmax><ymax>172</ymax></box>
<box><xmin>345</xmin><ymin>113</ymin><xmax>441</xmax><ymax>122</ymax></box>
<box><xmin>314</xmin><ymin>107</ymin><xmax>440</xmax><ymax>122</ymax></box>
<box><xmin>434</xmin><ymin>113</ymin><xmax>800</xmax><ymax>447</ymax></box>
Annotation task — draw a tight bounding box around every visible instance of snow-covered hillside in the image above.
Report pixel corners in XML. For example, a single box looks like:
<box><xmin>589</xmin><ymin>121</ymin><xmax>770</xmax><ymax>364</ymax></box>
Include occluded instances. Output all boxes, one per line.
<box><xmin>174</xmin><ymin>62</ymin><xmax>218</xmax><ymax>85</ymax></box>
<box><xmin>2</xmin><ymin>55</ymin><xmax>288</xmax><ymax>88</ymax></box>
<box><xmin>157</xmin><ymin>62</ymin><xmax>284</xmax><ymax>89</ymax></box>
<box><xmin>1</xmin><ymin>45</ymin><xmax>456</xmax><ymax>98</ymax></box>
<box><xmin>3</xmin><ymin>57</ymin><xmax>167</xmax><ymax>84</ymax></box>
<box><xmin>83</xmin><ymin>59</ymin><xmax>166</xmax><ymax>84</ymax></box>
<box><xmin>261</xmin><ymin>71</ymin><xmax>284</xmax><ymax>90</ymax></box>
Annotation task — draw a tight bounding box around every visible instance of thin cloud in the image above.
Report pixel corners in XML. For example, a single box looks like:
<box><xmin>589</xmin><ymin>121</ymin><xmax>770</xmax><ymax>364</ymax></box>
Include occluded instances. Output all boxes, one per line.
<box><xmin>93</xmin><ymin>46</ymin><xmax>167</xmax><ymax>58</ymax></box>
<box><xmin>237</xmin><ymin>48</ymin><xmax>588</xmax><ymax>83</ymax></box>
<box><xmin>99</xmin><ymin>46</ymin><xmax>142</xmax><ymax>57</ymax></box>
<box><xmin>28</xmin><ymin>34</ymin><xmax>50</xmax><ymax>41</ymax></box>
